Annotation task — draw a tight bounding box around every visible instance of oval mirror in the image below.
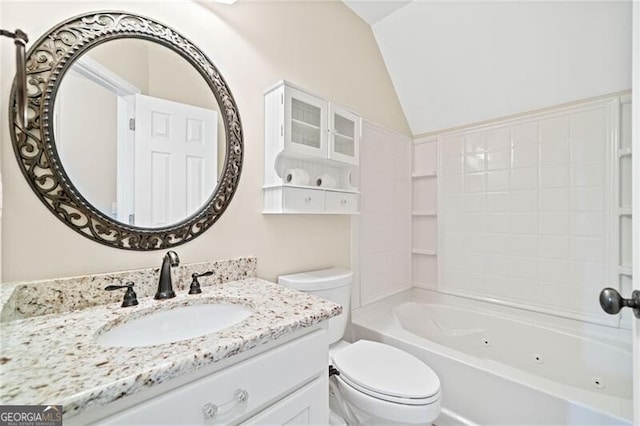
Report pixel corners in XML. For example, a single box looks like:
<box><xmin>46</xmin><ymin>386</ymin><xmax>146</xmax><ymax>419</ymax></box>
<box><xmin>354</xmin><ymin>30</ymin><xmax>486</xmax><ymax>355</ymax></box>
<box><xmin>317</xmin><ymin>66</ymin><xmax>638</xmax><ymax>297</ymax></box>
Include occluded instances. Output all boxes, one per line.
<box><xmin>10</xmin><ymin>12</ymin><xmax>243</xmax><ymax>250</ymax></box>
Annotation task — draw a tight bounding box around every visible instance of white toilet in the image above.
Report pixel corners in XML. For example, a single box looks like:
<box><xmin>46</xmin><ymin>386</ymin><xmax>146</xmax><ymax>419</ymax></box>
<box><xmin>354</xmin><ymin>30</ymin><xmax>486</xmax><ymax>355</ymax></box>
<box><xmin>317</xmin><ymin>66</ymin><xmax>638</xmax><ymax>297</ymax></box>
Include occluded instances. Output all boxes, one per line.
<box><xmin>278</xmin><ymin>268</ymin><xmax>441</xmax><ymax>425</ymax></box>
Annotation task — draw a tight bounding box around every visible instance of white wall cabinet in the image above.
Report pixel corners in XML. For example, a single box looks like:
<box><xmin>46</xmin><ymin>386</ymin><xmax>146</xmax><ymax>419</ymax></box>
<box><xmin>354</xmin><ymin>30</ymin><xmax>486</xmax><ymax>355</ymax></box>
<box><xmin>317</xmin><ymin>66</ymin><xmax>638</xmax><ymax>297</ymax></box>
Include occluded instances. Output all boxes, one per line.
<box><xmin>284</xmin><ymin>85</ymin><xmax>329</xmax><ymax>159</ymax></box>
<box><xmin>69</xmin><ymin>329</ymin><xmax>328</xmax><ymax>425</ymax></box>
<box><xmin>264</xmin><ymin>80</ymin><xmax>360</xmax><ymax>214</ymax></box>
<box><xmin>329</xmin><ymin>104</ymin><xmax>360</xmax><ymax>166</ymax></box>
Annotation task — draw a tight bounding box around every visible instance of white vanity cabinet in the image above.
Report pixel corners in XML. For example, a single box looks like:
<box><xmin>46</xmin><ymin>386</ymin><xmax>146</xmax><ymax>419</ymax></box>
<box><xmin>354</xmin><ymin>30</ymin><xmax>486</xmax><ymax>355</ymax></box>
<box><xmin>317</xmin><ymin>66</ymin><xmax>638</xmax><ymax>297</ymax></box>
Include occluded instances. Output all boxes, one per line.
<box><xmin>73</xmin><ymin>329</ymin><xmax>328</xmax><ymax>425</ymax></box>
<box><xmin>264</xmin><ymin>81</ymin><xmax>360</xmax><ymax>215</ymax></box>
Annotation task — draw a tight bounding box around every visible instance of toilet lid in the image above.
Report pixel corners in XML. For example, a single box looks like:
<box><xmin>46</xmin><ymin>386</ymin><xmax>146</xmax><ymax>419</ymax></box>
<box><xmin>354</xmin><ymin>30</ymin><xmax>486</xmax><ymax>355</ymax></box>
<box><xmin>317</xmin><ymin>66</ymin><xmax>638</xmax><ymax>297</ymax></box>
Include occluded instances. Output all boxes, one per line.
<box><xmin>331</xmin><ymin>340</ymin><xmax>440</xmax><ymax>401</ymax></box>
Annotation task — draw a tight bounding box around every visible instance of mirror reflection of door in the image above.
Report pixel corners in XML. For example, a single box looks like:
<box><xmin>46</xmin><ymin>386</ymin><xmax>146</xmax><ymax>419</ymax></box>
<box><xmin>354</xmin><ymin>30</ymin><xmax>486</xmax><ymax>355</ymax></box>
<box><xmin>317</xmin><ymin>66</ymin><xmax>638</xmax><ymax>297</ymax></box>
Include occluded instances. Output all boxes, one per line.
<box><xmin>130</xmin><ymin>94</ymin><xmax>217</xmax><ymax>227</ymax></box>
<box><xmin>54</xmin><ymin>39</ymin><xmax>222</xmax><ymax>228</ymax></box>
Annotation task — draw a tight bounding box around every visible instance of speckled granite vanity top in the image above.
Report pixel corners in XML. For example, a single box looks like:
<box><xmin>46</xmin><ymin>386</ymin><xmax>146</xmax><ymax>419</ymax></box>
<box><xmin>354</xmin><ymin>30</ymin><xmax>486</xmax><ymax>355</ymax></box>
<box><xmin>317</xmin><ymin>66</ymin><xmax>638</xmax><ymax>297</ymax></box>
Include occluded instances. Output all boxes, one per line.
<box><xmin>0</xmin><ymin>265</ymin><xmax>342</xmax><ymax>418</ymax></box>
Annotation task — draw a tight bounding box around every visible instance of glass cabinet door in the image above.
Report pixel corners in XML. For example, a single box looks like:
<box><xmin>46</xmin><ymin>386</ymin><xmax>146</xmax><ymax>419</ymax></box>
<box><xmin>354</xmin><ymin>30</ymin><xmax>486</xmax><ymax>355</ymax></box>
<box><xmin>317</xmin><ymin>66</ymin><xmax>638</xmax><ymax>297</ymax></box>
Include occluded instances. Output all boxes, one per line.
<box><xmin>329</xmin><ymin>105</ymin><xmax>360</xmax><ymax>165</ymax></box>
<box><xmin>284</xmin><ymin>86</ymin><xmax>328</xmax><ymax>158</ymax></box>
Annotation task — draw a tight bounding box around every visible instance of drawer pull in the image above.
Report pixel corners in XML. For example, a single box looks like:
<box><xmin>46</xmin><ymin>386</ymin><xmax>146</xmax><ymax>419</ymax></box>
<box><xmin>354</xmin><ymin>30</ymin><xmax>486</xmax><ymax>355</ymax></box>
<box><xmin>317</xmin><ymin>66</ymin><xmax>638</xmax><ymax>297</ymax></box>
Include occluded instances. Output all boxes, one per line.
<box><xmin>340</xmin><ymin>199</ymin><xmax>347</xmax><ymax>204</ymax></box>
<box><xmin>305</xmin><ymin>196</ymin><xmax>312</xmax><ymax>203</ymax></box>
<box><xmin>202</xmin><ymin>389</ymin><xmax>249</xmax><ymax>420</ymax></box>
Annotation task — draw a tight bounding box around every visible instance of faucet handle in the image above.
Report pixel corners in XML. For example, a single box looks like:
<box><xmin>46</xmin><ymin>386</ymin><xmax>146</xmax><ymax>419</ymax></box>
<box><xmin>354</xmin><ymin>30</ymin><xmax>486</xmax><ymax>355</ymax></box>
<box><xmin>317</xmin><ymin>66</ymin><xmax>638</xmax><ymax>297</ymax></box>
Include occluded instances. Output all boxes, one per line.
<box><xmin>189</xmin><ymin>271</ymin><xmax>214</xmax><ymax>295</ymax></box>
<box><xmin>105</xmin><ymin>281</ymin><xmax>139</xmax><ymax>308</ymax></box>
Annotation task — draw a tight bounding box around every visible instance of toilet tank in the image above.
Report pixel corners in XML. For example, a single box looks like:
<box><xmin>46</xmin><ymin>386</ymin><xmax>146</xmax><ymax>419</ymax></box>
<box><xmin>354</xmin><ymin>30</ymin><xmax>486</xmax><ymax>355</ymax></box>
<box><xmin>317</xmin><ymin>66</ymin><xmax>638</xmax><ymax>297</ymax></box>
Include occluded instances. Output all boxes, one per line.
<box><xmin>278</xmin><ymin>268</ymin><xmax>352</xmax><ymax>345</ymax></box>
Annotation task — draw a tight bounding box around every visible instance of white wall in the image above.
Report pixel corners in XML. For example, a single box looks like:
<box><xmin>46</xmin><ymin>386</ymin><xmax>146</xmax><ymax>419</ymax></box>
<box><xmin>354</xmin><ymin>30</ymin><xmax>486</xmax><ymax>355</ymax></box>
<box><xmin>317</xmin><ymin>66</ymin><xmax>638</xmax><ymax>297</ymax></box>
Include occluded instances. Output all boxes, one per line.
<box><xmin>353</xmin><ymin>122</ymin><xmax>412</xmax><ymax>308</ymax></box>
<box><xmin>436</xmin><ymin>95</ymin><xmax>629</xmax><ymax>325</ymax></box>
<box><xmin>56</xmin><ymin>73</ymin><xmax>118</xmax><ymax>216</ymax></box>
<box><xmin>0</xmin><ymin>1</ymin><xmax>409</xmax><ymax>283</ymax></box>
<box><xmin>372</xmin><ymin>1</ymin><xmax>632</xmax><ymax>134</ymax></box>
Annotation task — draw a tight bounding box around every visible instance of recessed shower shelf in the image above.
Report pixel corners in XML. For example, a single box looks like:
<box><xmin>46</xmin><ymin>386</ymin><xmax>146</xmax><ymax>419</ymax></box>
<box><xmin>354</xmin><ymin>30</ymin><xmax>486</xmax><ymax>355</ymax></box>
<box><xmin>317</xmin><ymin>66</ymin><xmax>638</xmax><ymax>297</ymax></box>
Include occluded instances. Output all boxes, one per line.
<box><xmin>412</xmin><ymin>249</ymin><xmax>437</xmax><ymax>256</ymax></box>
<box><xmin>412</xmin><ymin>211</ymin><xmax>437</xmax><ymax>217</ymax></box>
<box><xmin>412</xmin><ymin>281</ymin><xmax>437</xmax><ymax>289</ymax></box>
<box><xmin>412</xmin><ymin>171</ymin><xmax>437</xmax><ymax>179</ymax></box>
<box><xmin>619</xmin><ymin>208</ymin><xmax>632</xmax><ymax>216</ymax></box>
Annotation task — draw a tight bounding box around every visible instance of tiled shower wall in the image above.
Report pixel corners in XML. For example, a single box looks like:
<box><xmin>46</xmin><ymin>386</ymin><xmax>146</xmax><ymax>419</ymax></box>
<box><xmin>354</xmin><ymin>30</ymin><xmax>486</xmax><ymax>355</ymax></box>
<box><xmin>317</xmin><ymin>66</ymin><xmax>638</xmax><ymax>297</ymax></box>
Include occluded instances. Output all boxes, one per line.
<box><xmin>352</xmin><ymin>122</ymin><xmax>412</xmax><ymax>308</ymax></box>
<box><xmin>436</xmin><ymin>96</ymin><xmax>630</xmax><ymax>325</ymax></box>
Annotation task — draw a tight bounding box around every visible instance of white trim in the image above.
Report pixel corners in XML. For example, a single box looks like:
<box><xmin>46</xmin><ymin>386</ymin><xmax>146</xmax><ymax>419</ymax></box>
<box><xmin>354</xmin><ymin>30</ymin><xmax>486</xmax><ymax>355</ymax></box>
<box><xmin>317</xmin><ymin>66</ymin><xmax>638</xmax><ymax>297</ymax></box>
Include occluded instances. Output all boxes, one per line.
<box><xmin>70</xmin><ymin>56</ymin><xmax>141</xmax><ymax>96</ymax></box>
<box><xmin>631</xmin><ymin>2</ymin><xmax>639</xmax><ymax>421</ymax></box>
<box><xmin>362</xmin><ymin>119</ymin><xmax>411</xmax><ymax>140</ymax></box>
<box><xmin>438</xmin><ymin>96</ymin><xmax>620</xmax><ymax>139</ymax></box>
<box><xmin>414</xmin><ymin>90</ymin><xmax>632</xmax><ymax>139</ymax></box>
<box><xmin>608</xmin><ymin>98</ymin><xmax>622</xmax><ymax>329</ymax></box>
<box><xmin>67</xmin><ymin>56</ymin><xmax>141</xmax><ymax>224</ymax></box>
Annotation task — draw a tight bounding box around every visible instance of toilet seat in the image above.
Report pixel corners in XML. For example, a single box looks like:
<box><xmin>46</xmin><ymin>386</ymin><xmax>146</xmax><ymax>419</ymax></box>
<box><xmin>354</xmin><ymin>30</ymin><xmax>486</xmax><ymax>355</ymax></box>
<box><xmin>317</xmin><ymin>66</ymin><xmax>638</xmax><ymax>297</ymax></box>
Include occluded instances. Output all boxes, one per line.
<box><xmin>331</xmin><ymin>340</ymin><xmax>441</xmax><ymax>406</ymax></box>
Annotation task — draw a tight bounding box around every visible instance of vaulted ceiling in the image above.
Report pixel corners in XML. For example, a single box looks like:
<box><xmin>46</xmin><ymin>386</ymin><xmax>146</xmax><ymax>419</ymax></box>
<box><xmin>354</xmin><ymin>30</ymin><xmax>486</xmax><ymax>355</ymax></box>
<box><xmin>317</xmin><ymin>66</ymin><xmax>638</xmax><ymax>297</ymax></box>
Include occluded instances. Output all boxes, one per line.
<box><xmin>343</xmin><ymin>1</ymin><xmax>632</xmax><ymax>135</ymax></box>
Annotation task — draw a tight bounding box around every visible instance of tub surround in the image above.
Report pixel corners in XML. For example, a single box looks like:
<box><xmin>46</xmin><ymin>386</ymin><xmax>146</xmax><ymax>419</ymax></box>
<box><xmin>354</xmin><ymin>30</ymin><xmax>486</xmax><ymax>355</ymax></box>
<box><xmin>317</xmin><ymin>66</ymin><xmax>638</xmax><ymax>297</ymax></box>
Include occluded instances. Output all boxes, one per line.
<box><xmin>0</xmin><ymin>256</ymin><xmax>257</xmax><ymax>322</ymax></box>
<box><xmin>0</xmin><ymin>274</ymin><xmax>341</xmax><ymax>418</ymax></box>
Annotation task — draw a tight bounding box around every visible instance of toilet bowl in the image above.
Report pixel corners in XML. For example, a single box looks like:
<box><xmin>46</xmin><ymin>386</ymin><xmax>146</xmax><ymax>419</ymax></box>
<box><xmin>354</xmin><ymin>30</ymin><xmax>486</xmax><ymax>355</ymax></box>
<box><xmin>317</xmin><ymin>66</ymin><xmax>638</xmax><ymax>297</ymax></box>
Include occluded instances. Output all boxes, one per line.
<box><xmin>278</xmin><ymin>268</ymin><xmax>441</xmax><ymax>425</ymax></box>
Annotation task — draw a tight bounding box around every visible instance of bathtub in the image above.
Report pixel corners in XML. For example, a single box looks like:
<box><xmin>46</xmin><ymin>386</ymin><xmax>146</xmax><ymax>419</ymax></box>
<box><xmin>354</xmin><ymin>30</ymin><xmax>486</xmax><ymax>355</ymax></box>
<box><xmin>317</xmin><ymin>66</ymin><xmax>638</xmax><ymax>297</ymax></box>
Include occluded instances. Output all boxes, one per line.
<box><xmin>350</xmin><ymin>289</ymin><xmax>633</xmax><ymax>425</ymax></box>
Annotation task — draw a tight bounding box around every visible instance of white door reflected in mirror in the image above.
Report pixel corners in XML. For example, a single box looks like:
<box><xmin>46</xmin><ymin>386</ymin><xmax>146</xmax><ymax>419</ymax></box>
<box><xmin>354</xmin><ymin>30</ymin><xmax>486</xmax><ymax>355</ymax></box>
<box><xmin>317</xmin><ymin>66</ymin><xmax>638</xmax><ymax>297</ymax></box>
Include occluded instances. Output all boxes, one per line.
<box><xmin>54</xmin><ymin>39</ymin><xmax>224</xmax><ymax>228</ymax></box>
<box><xmin>131</xmin><ymin>94</ymin><xmax>217</xmax><ymax>227</ymax></box>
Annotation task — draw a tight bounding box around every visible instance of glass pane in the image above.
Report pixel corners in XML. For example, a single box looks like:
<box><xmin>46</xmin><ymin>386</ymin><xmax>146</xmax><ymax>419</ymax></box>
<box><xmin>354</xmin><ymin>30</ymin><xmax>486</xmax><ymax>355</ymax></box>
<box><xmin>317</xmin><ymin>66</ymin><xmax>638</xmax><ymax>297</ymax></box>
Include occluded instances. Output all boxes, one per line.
<box><xmin>292</xmin><ymin>98</ymin><xmax>321</xmax><ymax>127</ymax></box>
<box><xmin>291</xmin><ymin>98</ymin><xmax>321</xmax><ymax>148</ymax></box>
<box><xmin>334</xmin><ymin>114</ymin><xmax>355</xmax><ymax>157</ymax></box>
<box><xmin>335</xmin><ymin>114</ymin><xmax>354</xmax><ymax>138</ymax></box>
<box><xmin>335</xmin><ymin>135</ymin><xmax>355</xmax><ymax>157</ymax></box>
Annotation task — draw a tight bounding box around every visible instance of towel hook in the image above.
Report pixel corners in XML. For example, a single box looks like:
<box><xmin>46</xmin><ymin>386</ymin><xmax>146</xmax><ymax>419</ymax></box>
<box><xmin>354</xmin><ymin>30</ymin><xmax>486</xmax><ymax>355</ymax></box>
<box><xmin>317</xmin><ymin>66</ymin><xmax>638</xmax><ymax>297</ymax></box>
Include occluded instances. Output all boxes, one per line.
<box><xmin>1</xmin><ymin>28</ymin><xmax>29</xmax><ymax>129</ymax></box>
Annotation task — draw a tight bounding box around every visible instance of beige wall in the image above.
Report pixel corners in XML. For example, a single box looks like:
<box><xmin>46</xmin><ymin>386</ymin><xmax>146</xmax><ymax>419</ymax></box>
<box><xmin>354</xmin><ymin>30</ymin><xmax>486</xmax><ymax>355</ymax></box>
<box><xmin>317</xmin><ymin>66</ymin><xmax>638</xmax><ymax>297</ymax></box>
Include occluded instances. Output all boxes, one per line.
<box><xmin>56</xmin><ymin>72</ymin><xmax>118</xmax><ymax>216</ymax></box>
<box><xmin>88</xmin><ymin>39</ymin><xmax>150</xmax><ymax>94</ymax></box>
<box><xmin>0</xmin><ymin>1</ymin><xmax>409</xmax><ymax>283</ymax></box>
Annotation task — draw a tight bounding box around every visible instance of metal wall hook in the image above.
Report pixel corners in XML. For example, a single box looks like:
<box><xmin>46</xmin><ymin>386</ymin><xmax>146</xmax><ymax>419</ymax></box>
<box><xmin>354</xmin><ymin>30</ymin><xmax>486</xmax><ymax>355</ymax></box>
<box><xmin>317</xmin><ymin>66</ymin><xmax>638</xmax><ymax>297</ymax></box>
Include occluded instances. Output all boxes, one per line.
<box><xmin>1</xmin><ymin>28</ymin><xmax>29</xmax><ymax>129</ymax></box>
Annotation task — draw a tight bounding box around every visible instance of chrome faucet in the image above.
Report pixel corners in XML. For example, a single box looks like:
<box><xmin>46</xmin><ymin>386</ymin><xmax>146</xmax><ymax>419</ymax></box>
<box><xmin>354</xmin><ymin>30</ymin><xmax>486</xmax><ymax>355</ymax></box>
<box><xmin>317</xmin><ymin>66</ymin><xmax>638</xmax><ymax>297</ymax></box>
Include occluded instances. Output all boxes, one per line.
<box><xmin>155</xmin><ymin>251</ymin><xmax>180</xmax><ymax>299</ymax></box>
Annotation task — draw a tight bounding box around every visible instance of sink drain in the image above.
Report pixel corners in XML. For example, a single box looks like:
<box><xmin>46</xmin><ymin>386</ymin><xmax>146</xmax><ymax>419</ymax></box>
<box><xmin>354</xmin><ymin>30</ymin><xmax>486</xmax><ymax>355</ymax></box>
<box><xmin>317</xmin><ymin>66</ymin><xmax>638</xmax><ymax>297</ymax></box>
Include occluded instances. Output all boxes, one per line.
<box><xmin>532</xmin><ymin>353</ymin><xmax>544</xmax><ymax>364</ymax></box>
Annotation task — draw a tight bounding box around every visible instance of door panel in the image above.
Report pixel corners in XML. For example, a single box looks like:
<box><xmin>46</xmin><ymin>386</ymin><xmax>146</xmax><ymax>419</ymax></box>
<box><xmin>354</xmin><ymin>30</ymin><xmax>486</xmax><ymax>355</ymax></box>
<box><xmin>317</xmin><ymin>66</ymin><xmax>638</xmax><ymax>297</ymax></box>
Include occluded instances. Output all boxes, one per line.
<box><xmin>133</xmin><ymin>94</ymin><xmax>217</xmax><ymax>227</ymax></box>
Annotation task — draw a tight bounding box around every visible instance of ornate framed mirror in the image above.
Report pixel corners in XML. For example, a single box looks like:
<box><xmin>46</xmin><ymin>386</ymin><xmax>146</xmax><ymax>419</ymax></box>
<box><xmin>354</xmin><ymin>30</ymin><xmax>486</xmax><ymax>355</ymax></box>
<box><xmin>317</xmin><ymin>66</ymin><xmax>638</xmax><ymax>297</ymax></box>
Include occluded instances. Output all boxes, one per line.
<box><xmin>9</xmin><ymin>11</ymin><xmax>243</xmax><ymax>250</ymax></box>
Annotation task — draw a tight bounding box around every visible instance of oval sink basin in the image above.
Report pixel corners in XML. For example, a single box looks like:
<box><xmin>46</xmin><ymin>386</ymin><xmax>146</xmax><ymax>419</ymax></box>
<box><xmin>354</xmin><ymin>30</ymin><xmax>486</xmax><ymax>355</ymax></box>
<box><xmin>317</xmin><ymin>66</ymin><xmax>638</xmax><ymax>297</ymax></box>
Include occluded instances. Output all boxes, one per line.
<box><xmin>97</xmin><ymin>303</ymin><xmax>253</xmax><ymax>348</ymax></box>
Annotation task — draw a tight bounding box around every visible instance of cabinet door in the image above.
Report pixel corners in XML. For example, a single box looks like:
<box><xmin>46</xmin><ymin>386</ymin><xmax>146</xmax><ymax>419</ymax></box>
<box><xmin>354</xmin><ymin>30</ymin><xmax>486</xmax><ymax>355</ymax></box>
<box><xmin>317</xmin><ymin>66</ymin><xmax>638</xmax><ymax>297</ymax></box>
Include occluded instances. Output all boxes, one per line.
<box><xmin>328</xmin><ymin>105</ymin><xmax>360</xmax><ymax>165</ymax></box>
<box><xmin>241</xmin><ymin>377</ymin><xmax>328</xmax><ymax>426</ymax></box>
<box><xmin>94</xmin><ymin>330</ymin><xmax>327</xmax><ymax>425</ymax></box>
<box><xmin>284</xmin><ymin>86</ymin><xmax>328</xmax><ymax>158</ymax></box>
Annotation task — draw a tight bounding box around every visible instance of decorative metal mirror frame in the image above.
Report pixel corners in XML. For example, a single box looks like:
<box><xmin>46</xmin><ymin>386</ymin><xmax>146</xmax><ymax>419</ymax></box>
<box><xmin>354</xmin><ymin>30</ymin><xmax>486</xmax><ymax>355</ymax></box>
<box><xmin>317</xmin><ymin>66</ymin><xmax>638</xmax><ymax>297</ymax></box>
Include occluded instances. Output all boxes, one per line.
<box><xmin>9</xmin><ymin>11</ymin><xmax>243</xmax><ymax>250</ymax></box>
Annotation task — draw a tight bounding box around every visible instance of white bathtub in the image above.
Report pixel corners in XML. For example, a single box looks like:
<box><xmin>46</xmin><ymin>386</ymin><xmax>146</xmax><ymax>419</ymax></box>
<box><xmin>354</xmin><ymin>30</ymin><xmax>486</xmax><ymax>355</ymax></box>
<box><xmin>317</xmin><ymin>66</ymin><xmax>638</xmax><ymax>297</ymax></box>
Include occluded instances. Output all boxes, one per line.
<box><xmin>350</xmin><ymin>289</ymin><xmax>633</xmax><ymax>425</ymax></box>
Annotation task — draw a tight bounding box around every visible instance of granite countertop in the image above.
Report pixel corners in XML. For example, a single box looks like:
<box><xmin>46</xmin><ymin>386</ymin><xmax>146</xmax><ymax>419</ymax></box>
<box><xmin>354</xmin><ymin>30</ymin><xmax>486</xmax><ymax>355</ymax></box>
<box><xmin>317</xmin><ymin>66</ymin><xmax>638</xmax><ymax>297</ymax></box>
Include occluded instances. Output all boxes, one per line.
<box><xmin>0</xmin><ymin>278</ymin><xmax>342</xmax><ymax>418</ymax></box>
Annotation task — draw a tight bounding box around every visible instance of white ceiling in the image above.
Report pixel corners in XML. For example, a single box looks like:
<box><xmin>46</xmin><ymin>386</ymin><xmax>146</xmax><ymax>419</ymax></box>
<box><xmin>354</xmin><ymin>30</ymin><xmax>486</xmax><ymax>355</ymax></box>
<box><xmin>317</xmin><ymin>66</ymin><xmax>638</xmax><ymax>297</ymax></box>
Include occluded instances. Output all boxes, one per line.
<box><xmin>342</xmin><ymin>1</ymin><xmax>411</xmax><ymax>25</ymax></box>
<box><xmin>343</xmin><ymin>1</ymin><xmax>632</xmax><ymax>135</ymax></box>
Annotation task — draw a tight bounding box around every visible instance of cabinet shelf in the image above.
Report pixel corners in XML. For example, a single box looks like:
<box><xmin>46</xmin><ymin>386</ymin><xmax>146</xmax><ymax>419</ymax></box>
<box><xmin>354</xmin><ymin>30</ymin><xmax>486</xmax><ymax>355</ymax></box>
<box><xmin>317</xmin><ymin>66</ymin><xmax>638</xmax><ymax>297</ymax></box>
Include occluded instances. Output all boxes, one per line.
<box><xmin>264</xmin><ymin>184</ymin><xmax>359</xmax><ymax>194</ymax></box>
<box><xmin>412</xmin><ymin>171</ymin><xmax>437</xmax><ymax>178</ymax></box>
<box><xmin>334</xmin><ymin>132</ymin><xmax>354</xmax><ymax>141</ymax></box>
<box><xmin>291</xmin><ymin>118</ymin><xmax>320</xmax><ymax>131</ymax></box>
<box><xmin>264</xmin><ymin>81</ymin><xmax>361</xmax><ymax>214</ymax></box>
<box><xmin>412</xmin><ymin>249</ymin><xmax>437</xmax><ymax>255</ymax></box>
